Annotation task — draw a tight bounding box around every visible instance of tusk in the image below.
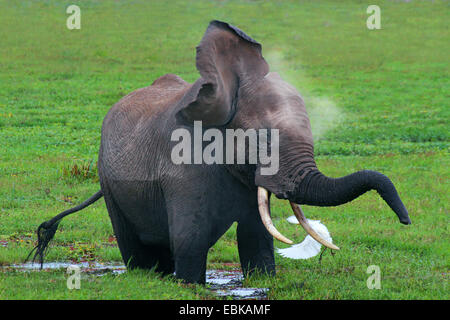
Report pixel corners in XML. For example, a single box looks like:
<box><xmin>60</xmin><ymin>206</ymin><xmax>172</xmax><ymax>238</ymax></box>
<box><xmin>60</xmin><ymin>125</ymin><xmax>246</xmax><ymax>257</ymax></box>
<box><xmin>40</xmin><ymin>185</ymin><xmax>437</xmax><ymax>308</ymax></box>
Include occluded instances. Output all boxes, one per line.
<box><xmin>289</xmin><ymin>202</ymin><xmax>340</xmax><ymax>251</ymax></box>
<box><xmin>257</xmin><ymin>187</ymin><xmax>293</xmax><ymax>245</ymax></box>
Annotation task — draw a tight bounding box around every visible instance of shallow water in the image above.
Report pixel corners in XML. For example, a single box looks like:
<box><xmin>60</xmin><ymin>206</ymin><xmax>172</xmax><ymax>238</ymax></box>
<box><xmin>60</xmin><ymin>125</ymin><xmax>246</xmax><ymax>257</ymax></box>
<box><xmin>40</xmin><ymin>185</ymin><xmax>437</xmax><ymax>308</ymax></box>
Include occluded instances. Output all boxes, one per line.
<box><xmin>3</xmin><ymin>262</ymin><xmax>268</xmax><ymax>299</ymax></box>
<box><xmin>206</xmin><ymin>269</ymin><xmax>268</xmax><ymax>300</ymax></box>
<box><xmin>8</xmin><ymin>261</ymin><xmax>127</xmax><ymax>275</ymax></box>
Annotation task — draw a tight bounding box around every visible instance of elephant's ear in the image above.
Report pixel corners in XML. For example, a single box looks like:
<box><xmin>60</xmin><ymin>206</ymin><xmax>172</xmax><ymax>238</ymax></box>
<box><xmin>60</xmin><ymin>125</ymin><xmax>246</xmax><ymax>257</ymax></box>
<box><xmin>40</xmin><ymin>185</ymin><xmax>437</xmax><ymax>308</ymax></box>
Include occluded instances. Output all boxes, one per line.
<box><xmin>176</xmin><ymin>20</ymin><xmax>269</xmax><ymax>126</ymax></box>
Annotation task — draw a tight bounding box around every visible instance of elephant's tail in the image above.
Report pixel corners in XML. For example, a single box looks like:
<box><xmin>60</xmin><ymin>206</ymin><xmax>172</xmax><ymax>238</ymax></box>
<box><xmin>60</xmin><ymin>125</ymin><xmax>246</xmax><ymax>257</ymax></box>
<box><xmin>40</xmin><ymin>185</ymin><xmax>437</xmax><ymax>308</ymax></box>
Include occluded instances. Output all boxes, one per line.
<box><xmin>25</xmin><ymin>190</ymin><xmax>103</xmax><ymax>268</ymax></box>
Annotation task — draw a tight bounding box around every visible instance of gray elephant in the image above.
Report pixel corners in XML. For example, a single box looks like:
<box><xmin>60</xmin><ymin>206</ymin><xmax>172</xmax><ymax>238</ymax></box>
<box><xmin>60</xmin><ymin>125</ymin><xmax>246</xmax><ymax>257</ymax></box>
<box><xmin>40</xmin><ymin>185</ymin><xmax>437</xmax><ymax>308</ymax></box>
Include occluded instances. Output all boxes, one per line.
<box><xmin>28</xmin><ymin>20</ymin><xmax>411</xmax><ymax>284</ymax></box>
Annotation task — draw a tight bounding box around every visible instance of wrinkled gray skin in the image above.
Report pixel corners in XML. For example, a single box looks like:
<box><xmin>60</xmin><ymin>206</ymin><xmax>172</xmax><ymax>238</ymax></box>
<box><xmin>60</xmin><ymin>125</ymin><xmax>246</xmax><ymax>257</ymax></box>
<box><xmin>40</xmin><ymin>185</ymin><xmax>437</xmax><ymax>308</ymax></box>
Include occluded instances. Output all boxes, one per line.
<box><xmin>32</xmin><ymin>21</ymin><xmax>410</xmax><ymax>284</ymax></box>
<box><xmin>97</xmin><ymin>21</ymin><xmax>410</xmax><ymax>283</ymax></box>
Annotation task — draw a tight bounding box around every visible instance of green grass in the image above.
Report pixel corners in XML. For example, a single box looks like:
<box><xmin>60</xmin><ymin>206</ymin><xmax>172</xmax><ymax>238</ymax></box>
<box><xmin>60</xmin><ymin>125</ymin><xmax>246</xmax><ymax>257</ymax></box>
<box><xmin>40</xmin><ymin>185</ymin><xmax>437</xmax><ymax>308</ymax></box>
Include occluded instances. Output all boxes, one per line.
<box><xmin>1</xmin><ymin>268</ymin><xmax>211</xmax><ymax>300</ymax></box>
<box><xmin>0</xmin><ymin>0</ymin><xmax>448</xmax><ymax>299</ymax></box>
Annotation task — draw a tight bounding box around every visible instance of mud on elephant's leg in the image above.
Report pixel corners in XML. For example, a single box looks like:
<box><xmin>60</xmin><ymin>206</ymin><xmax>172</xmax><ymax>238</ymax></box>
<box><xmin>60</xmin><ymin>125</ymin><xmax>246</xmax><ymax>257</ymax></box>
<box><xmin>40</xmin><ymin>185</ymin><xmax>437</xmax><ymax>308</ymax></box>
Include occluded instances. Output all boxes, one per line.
<box><xmin>237</xmin><ymin>209</ymin><xmax>275</xmax><ymax>278</ymax></box>
<box><xmin>167</xmin><ymin>202</ymin><xmax>211</xmax><ymax>283</ymax></box>
<box><xmin>103</xmin><ymin>191</ymin><xmax>174</xmax><ymax>275</ymax></box>
<box><xmin>171</xmin><ymin>226</ymin><xmax>209</xmax><ymax>284</ymax></box>
<box><xmin>174</xmin><ymin>250</ymin><xmax>208</xmax><ymax>284</ymax></box>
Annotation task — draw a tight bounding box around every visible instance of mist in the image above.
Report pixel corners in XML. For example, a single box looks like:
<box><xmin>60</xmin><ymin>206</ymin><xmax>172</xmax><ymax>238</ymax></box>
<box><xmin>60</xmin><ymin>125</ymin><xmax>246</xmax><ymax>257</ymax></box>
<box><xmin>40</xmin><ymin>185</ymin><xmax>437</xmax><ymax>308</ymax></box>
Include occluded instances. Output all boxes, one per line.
<box><xmin>264</xmin><ymin>50</ymin><xmax>344</xmax><ymax>141</ymax></box>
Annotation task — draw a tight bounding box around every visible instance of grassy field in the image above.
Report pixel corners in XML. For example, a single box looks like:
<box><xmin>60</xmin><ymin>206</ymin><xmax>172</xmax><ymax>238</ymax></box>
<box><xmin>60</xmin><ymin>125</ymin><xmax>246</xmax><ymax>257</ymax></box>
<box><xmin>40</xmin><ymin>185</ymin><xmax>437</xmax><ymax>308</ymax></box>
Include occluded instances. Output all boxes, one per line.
<box><xmin>0</xmin><ymin>0</ymin><xmax>448</xmax><ymax>300</ymax></box>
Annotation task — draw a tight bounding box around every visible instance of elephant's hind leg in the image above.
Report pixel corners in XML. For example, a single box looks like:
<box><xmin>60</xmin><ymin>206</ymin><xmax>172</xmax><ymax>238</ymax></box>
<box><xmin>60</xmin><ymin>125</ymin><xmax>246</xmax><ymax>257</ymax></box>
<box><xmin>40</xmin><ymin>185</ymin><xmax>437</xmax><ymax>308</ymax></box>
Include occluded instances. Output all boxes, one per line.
<box><xmin>103</xmin><ymin>193</ymin><xmax>174</xmax><ymax>275</ymax></box>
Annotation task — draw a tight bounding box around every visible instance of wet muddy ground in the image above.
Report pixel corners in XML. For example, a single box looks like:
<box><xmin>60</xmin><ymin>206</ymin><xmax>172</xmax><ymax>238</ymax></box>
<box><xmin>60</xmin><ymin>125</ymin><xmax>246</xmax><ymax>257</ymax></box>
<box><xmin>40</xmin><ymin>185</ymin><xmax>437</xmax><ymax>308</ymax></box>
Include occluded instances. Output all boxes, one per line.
<box><xmin>3</xmin><ymin>262</ymin><xmax>268</xmax><ymax>300</ymax></box>
<box><xmin>206</xmin><ymin>269</ymin><xmax>268</xmax><ymax>299</ymax></box>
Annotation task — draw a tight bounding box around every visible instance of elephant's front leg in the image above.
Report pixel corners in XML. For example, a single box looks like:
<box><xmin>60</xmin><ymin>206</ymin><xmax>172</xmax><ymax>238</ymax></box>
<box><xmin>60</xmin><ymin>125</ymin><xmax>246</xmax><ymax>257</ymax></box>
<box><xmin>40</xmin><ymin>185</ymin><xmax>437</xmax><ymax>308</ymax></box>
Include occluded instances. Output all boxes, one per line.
<box><xmin>163</xmin><ymin>166</ymin><xmax>240</xmax><ymax>283</ymax></box>
<box><xmin>165</xmin><ymin>187</ymin><xmax>217</xmax><ymax>284</ymax></box>
<box><xmin>237</xmin><ymin>202</ymin><xmax>276</xmax><ymax>278</ymax></box>
<box><xmin>170</xmin><ymin>216</ymin><xmax>210</xmax><ymax>284</ymax></box>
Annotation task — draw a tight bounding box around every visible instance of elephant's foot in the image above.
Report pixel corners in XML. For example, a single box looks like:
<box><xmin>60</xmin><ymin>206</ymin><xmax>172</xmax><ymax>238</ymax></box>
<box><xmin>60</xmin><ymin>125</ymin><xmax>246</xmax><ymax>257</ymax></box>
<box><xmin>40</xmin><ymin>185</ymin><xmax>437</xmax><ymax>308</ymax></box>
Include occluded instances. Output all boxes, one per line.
<box><xmin>124</xmin><ymin>245</ymin><xmax>174</xmax><ymax>276</ymax></box>
<box><xmin>240</xmin><ymin>254</ymin><xmax>276</xmax><ymax>278</ymax></box>
<box><xmin>174</xmin><ymin>253</ymin><xmax>207</xmax><ymax>284</ymax></box>
<box><xmin>237</xmin><ymin>217</ymin><xmax>276</xmax><ymax>278</ymax></box>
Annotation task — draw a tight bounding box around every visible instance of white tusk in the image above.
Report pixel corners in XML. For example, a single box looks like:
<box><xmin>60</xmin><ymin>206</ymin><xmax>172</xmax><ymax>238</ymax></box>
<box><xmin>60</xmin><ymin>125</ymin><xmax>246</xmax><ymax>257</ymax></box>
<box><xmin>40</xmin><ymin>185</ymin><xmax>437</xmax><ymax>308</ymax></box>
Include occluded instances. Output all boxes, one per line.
<box><xmin>257</xmin><ymin>187</ymin><xmax>293</xmax><ymax>245</ymax></box>
<box><xmin>289</xmin><ymin>202</ymin><xmax>340</xmax><ymax>251</ymax></box>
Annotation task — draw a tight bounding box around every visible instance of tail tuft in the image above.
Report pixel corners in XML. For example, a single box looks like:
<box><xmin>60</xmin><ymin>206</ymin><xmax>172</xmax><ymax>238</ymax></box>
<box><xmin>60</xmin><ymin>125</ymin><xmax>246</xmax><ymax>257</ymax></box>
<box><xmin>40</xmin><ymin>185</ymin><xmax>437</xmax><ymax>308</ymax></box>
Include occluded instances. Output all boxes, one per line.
<box><xmin>24</xmin><ymin>190</ymin><xmax>103</xmax><ymax>268</ymax></box>
<box><xmin>25</xmin><ymin>220</ymin><xmax>60</xmax><ymax>268</ymax></box>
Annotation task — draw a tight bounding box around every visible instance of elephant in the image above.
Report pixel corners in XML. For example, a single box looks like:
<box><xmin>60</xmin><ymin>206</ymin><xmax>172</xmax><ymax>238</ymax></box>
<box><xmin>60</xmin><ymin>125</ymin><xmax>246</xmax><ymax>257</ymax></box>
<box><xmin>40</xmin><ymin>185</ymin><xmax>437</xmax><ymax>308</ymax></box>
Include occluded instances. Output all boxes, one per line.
<box><xmin>28</xmin><ymin>20</ymin><xmax>411</xmax><ymax>284</ymax></box>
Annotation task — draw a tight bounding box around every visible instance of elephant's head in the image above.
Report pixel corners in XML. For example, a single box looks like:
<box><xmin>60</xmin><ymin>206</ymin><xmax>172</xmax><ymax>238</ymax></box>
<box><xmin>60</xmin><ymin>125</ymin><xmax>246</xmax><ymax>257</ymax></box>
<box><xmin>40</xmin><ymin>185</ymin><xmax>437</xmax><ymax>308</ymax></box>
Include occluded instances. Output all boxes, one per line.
<box><xmin>176</xmin><ymin>20</ymin><xmax>411</xmax><ymax>248</ymax></box>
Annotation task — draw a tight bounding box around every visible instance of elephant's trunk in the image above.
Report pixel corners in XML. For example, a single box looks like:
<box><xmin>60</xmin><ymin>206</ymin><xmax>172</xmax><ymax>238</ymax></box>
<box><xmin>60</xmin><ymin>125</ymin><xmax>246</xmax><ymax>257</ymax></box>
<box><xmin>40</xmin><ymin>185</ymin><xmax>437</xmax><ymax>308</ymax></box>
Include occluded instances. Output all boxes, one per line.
<box><xmin>293</xmin><ymin>169</ymin><xmax>411</xmax><ymax>225</ymax></box>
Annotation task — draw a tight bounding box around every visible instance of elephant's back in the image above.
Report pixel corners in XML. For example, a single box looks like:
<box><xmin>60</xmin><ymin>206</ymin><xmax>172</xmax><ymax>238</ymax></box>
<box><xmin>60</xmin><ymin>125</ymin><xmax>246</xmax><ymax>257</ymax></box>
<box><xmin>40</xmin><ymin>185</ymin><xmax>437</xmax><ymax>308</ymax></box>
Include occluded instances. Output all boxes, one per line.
<box><xmin>98</xmin><ymin>74</ymin><xmax>190</xmax><ymax>181</ymax></box>
<box><xmin>101</xmin><ymin>73</ymin><xmax>190</xmax><ymax>148</ymax></box>
<box><xmin>103</xmin><ymin>74</ymin><xmax>190</xmax><ymax>129</ymax></box>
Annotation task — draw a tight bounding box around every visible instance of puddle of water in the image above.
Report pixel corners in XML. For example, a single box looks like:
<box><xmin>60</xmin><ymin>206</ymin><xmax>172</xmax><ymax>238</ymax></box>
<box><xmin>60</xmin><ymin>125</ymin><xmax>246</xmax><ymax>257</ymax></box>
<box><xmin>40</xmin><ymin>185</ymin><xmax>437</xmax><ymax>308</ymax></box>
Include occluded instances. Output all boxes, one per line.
<box><xmin>6</xmin><ymin>262</ymin><xmax>126</xmax><ymax>275</ymax></box>
<box><xmin>216</xmin><ymin>288</ymin><xmax>269</xmax><ymax>299</ymax></box>
<box><xmin>3</xmin><ymin>262</ymin><xmax>268</xmax><ymax>299</ymax></box>
<box><xmin>206</xmin><ymin>270</ymin><xmax>268</xmax><ymax>300</ymax></box>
